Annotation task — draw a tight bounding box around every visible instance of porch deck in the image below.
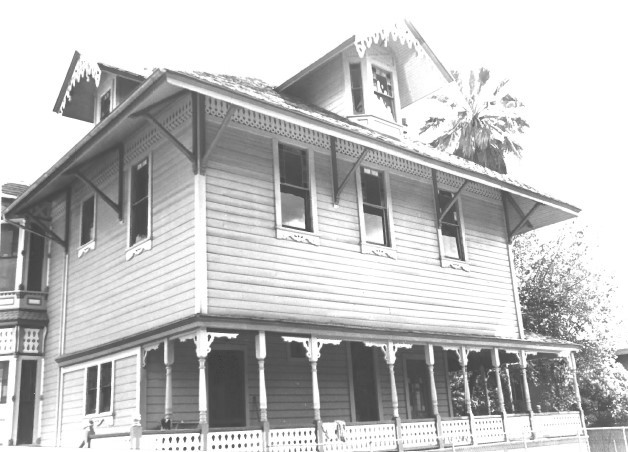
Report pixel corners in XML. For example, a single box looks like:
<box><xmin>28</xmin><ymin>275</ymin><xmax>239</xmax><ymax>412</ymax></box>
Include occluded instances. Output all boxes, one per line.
<box><xmin>90</xmin><ymin>411</ymin><xmax>586</xmax><ymax>451</ymax></box>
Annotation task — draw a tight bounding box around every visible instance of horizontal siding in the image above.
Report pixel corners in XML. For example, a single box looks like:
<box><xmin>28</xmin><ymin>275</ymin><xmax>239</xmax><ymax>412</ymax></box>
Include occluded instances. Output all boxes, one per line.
<box><xmin>63</xmin><ymin>115</ymin><xmax>195</xmax><ymax>354</ymax></box>
<box><xmin>205</xmin><ymin>127</ymin><xmax>518</xmax><ymax>338</ymax></box>
<box><xmin>113</xmin><ymin>355</ymin><xmax>137</xmax><ymax>428</ymax></box>
<box><xmin>60</xmin><ymin>369</ymin><xmax>84</xmax><ymax>447</ymax></box>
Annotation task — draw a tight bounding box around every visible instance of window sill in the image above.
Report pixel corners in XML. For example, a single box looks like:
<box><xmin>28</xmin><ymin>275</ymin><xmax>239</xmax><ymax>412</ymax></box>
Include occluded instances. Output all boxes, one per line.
<box><xmin>276</xmin><ymin>228</ymin><xmax>320</xmax><ymax>246</ymax></box>
<box><xmin>361</xmin><ymin>243</ymin><xmax>397</xmax><ymax>260</ymax></box>
<box><xmin>125</xmin><ymin>238</ymin><xmax>152</xmax><ymax>261</ymax></box>
<box><xmin>77</xmin><ymin>241</ymin><xmax>96</xmax><ymax>258</ymax></box>
<box><xmin>440</xmin><ymin>258</ymin><xmax>470</xmax><ymax>272</ymax></box>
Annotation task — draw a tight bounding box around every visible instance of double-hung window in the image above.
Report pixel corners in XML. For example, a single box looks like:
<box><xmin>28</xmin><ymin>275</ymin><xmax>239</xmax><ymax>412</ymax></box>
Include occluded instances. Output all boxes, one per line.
<box><xmin>350</xmin><ymin>63</ymin><xmax>364</xmax><ymax>114</ymax></box>
<box><xmin>372</xmin><ymin>65</ymin><xmax>396</xmax><ymax>121</ymax></box>
<box><xmin>129</xmin><ymin>158</ymin><xmax>150</xmax><ymax>247</ymax></box>
<box><xmin>100</xmin><ymin>90</ymin><xmax>112</xmax><ymax>121</ymax></box>
<box><xmin>437</xmin><ymin>190</ymin><xmax>466</xmax><ymax>261</ymax></box>
<box><xmin>361</xmin><ymin>167</ymin><xmax>390</xmax><ymax>247</ymax></box>
<box><xmin>78</xmin><ymin>195</ymin><xmax>96</xmax><ymax>257</ymax></box>
<box><xmin>0</xmin><ymin>223</ymin><xmax>19</xmax><ymax>291</ymax></box>
<box><xmin>85</xmin><ymin>362</ymin><xmax>112</xmax><ymax>415</ymax></box>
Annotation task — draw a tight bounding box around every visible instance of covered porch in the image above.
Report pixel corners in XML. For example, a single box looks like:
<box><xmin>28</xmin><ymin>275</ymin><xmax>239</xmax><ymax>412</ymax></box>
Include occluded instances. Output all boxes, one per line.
<box><xmin>91</xmin><ymin>327</ymin><xmax>587</xmax><ymax>451</ymax></box>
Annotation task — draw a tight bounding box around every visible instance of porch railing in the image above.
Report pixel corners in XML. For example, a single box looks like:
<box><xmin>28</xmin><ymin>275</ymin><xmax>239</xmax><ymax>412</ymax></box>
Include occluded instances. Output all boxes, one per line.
<box><xmin>92</xmin><ymin>411</ymin><xmax>586</xmax><ymax>451</ymax></box>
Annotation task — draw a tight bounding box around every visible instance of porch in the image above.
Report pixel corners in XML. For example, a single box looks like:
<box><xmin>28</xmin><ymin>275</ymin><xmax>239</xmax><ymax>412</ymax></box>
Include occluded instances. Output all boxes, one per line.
<box><xmin>90</xmin><ymin>328</ymin><xmax>587</xmax><ymax>451</ymax></box>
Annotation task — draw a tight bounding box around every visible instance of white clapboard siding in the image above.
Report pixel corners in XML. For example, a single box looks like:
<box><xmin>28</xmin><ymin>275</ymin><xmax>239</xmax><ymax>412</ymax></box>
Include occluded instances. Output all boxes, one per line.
<box><xmin>113</xmin><ymin>355</ymin><xmax>137</xmax><ymax>427</ymax></box>
<box><xmin>60</xmin><ymin>369</ymin><xmax>84</xmax><ymax>448</ymax></box>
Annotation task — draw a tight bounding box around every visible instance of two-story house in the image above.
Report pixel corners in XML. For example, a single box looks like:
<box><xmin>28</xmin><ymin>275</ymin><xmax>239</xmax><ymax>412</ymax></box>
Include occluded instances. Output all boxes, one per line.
<box><xmin>2</xmin><ymin>20</ymin><xmax>588</xmax><ymax>451</ymax></box>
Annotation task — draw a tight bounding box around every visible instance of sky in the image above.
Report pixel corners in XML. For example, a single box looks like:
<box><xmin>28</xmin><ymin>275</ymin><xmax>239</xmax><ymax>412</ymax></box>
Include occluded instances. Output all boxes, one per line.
<box><xmin>1</xmin><ymin>1</ymin><xmax>627</xmax><ymax>330</ymax></box>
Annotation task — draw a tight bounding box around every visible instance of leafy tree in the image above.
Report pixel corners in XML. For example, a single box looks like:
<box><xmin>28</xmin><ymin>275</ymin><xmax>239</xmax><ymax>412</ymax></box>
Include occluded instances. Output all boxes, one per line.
<box><xmin>513</xmin><ymin>226</ymin><xmax>628</xmax><ymax>426</ymax></box>
<box><xmin>419</xmin><ymin>68</ymin><xmax>528</xmax><ymax>174</ymax></box>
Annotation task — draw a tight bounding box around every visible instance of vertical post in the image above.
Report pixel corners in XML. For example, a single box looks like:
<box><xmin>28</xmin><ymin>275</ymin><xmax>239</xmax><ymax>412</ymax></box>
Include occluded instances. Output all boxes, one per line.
<box><xmin>504</xmin><ymin>365</ymin><xmax>515</xmax><ymax>413</ymax></box>
<box><xmin>194</xmin><ymin>331</ymin><xmax>212</xmax><ymax>451</ymax></box>
<box><xmin>459</xmin><ymin>346</ymin><xmax>474</xmax><ymax>445</ymax></box>
<box><xmin>491</xmin><ymin>349</ymin><xmax>506</xmax><ymax>413</ymax></box>
<box><xmin>256</xmin><ymin>331</ymin><xmax>270</xmax><ymax>451</ymax></box>
<box><xmin>330</xmin><ymin>136</ymin><xmax>339</xmax><ymax>205</ymax></box>
<box><xmin>118</xmin><ymin>144</ymin><xmax>124</xmax><ymax>221</ymax></box>
<box><xmin>305</xmin><ymin>336</ymin><xmax>324</xmax><ymax>452</ymax></box>
<box><xmin>164</xmin><ymin>339</ymin><xmax>175</xmax><ymax>426</ymax></box>
<box><xmin>425</xmin><ymin>344</ymin><xmax>443</xmax><ymax>449</ymax></box>
<box><xmin>519</xmin><ymin>351</ymin><xmax>535</xmax><ymax>440</ymax></box>
<box><xmin>567</xmin><ymin>352</ymin><xmax>586</xmax><ymax>432</ymax></box>
<box><xmin>130</xmin><ymin>413</ymin><xmax>142</xmax><ymax>449</ymax></box>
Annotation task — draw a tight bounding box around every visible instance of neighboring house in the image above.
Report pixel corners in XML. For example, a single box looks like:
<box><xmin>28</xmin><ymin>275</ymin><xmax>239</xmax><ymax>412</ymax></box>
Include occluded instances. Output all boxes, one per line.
<box><xmin>2</xmin><ymin>20</ymin><xmax>587</xmax><ymax>451</ymax></box>
<box><xmin>617</xmin><ymin>348</ymin><xmax>628</xmax><ymax>371</ymax></box>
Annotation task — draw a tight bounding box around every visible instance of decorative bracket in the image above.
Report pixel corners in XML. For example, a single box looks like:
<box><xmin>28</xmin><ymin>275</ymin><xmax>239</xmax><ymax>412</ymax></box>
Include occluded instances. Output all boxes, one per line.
<box><xmin>502</xmin><ymin>192</ymin><xmax>539</xmax><ymax>243</ymax></box>
<box><xmin>330</xmin><ymin>137</ymin><xmax>370</xmax><ymax>205</ymax></box>
<box><xmin>365</xmin><ymin>340</ymin><xmax>412</xmax><ymax>365</ymax></box>
<box><xmin>138</xmin><ymin>112</ymin><xmax>194</xmax><ymax>164</ymax></box>
<box><xmin>282</xmin><ymin>335</ymin><xmax>341</xmax><ymax>362</ymax></box>
<box><xmin>193</xmin><ymin>330</ymin><xmax>238</xmax><ymax>358</ymax></box>
<box><xmin>142</xmin><ymin>342</ymin><xmax>162</xmax><ymax>367</ymax></box>
<box><xmin>438</xmin><ymin>180</ymin><xmax>469</xmax><ymax>224</ymax></box>
<box><xmin>73</xmin><ymin>170</ymin><xmax>122</xmax><ymax>220</ymax></box>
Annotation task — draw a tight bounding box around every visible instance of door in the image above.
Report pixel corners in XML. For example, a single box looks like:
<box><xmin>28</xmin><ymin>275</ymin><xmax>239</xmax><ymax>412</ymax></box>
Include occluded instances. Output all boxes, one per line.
<box><xmin>351</xmin><ymin>342</ymin><xmax>380</xmax><ymax>422</ymax></box>
<box><xmin>405</xmin><ymin>359</ymin><xmax>431</xmax><ymax>418</ymax></box>
<box><xmin>207</xmin><ymin>350</ymin><xmax>246</xmax><ymax>427</ymax></box>
<box><xmin>16</xmin><ymin>360</ymin><xmax>37</xmax><ymax>445</ymax></box>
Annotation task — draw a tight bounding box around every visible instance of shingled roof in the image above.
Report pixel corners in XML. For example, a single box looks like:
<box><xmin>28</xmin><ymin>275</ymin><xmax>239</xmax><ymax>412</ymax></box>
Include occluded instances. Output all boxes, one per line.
<box><xmin>2</xmin><ymin>182</ymin><xmax>28</xmax><ymax>198</ymax></box>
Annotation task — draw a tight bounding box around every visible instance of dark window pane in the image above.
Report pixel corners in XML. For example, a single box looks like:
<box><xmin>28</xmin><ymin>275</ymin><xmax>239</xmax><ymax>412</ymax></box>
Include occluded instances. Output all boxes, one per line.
<box><xmin>438</xmin><ymin>192</ymin><xmax>458</xmax><ymax>225</ymax></box>
<box><xmin>99</xmin><ymin>363</ymin><xmax>112</xmax><ymax>413</ymax></box>
<box><xmin>80</xmin><ymin>196</ymin><xmax>95</xmax><ymax>245</ymax></box>
<box><xmin>406</xmin><ymin>359</ymin><xmax>431</xmax><ymax>418</ymax></box>
<box><xmin>364</xmin><ymin>207</ymin><xmax>387</xmax><ymax>246</ymax></box>
<box><xmin>350</xmin><ymin>64</ymin><xmax>364</xmax><ymax>114</ymax></box>
<box><xmin>361</xmin><ymin>169</ymin><xmax>384</xmax><ymax>207</ymax></box>
<box><xmin>100</xmin><ymin>90</ymin><xmax>111</xmax><ymax>120</ymax></box>
<box><xmin>281</xmin><ymin>191</ymin><xmax>308</xmax><ymax>230</ymax></box>
<box><xmin>279</xmin><ymin>146</ymin><xmax>307</xmax><ymax>188</ymax></box>
<box><xmin>26</xmin><ymin>227</ymin><xmax>45</xmax><ymax>291</ymax></box>
<box><xmin>0</xmin><ymin>224</ymin><xmax>18</xmax><ymax>257</ymax></box>
<box><xmin>351</xmin><ymin>342</ymin><xmax>379</xmax><ymax>422</ymax></box>
<box><xmin>372</xmin><ymin>66</ymin><xmax>395</xmax><ymax>120</ymax></box>
<box><xmin>85</xmin><ymin>366</ymin><xmax>98</xmax><ymax>414</ymax></box>
<box><xmin>130</xmin><ymin>159</ymin><xmax>149</xmax><ymax>245</ymax></box>
<box><xmin>132</xmin><ymin>161</ymin><xmax>149</xmax><ymax>202</ymax></box>
<box><xmin>0</xmin><ymin>361</ymin><xmax>8</xmax><ymax>404</ymax></box>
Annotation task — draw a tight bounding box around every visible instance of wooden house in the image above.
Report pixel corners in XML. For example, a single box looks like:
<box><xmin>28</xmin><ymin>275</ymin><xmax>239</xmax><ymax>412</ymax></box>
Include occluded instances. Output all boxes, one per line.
<box><xmin>2</xmin><ymin>20</ymin><xmax>588</xmax><ymax>451</ymax></box>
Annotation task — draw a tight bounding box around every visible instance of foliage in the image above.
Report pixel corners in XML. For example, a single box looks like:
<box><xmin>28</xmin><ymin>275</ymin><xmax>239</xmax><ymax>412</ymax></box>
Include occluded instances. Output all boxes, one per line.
<box><xmin>513</xmin><ymin>226</ymin><xmax>628</xmax><ymax>426</ymax></box>
<box><xmin>419</xmin><ymin>68</ymin><xmax>528</xmax><ymax>174</ymax></box>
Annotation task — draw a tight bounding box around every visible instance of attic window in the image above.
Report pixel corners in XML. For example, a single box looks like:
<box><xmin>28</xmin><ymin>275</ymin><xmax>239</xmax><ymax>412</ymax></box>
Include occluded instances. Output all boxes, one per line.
<box><xmin>372</xmin><ymin>66</ymin><xmax>395</xmax><ymax>121</ymax></box>
<box><xmin>350</xmin><ymin>64</ymin><xmax>364</xmax><ymax>114</ymax></box>
<box><xmin>100</xmin><ymin>90</ymin><xmax>112</xmax><ymax>120</ymax></box>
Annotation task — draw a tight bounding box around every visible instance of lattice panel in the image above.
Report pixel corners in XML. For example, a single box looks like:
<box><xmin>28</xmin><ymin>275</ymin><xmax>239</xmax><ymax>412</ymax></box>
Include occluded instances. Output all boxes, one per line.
<box><xmin>145</xmin><ymin>432</ymin><xmax>203</xmax><ymax>451</ymax></box>
<box><xmin>268</xmin><ymin>427</ymin><xmax>317</xmax><ymax>452</ymax></box>
<box><xmin>535</xmin><ymin>412</ymin><xmax>582</xmax><ymax>438</ymax></box>
<box><xmin>208</xmin><ymin>429</ymin><xmax>262</xmax><ymax>452</ymax></box>
<box><xmin>441</xmin><ymin>419</ymin><xmax>472</xmax><ymax>446</ymax></box>
<box><xmin>474</xmin><ymin>416</ymin><xmax>505</xmax><ymax>444</ymax></box>
<box><xmin>505</xmin><ymin>415</ymin><xmax>532</xmax><ymax>440</ymax></box>
<box><xmin>22</xmin><ymin>328</ymin><xmax>40</xmax><ymax>353</ymax></box>
<box><xmin>342</xmin><ymin>423</ymin><xmax>397</xmax><ymax>451</ymax></box>
<box><xmin>400</xmin><ymin>421</ymin><xmax>438</xmax><ymax>448</ymax></box>
<box><xmin>0</xmin><ymin>328</ymin><xmax>15</xmax><ymax>354</ymax></box>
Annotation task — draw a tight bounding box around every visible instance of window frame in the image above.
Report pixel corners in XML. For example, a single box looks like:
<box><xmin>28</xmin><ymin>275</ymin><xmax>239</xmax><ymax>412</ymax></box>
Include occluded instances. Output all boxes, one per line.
<box><xmin>434</xmin><ymin>187</ymin><xmax>469</xmax><ymax>270</ymax></box>
<box><xmin>78</xmin><ymin>194</ymin><xmax>97</xmax><ymax>257</ymax></box>
<box><xmin>0</xmin><ymin>360</ymin><xmax>8</xmax><ymax>404</ymax></box>
<box><xmin>126</xmin><ymin>155</ymin><xmax>152</xmax><ymax>260</ymax></box>
<box><xmin>95</xmin><ymin>75</ymin><xmax>116</xmax><ymax>124</ymax></box>
<box><xmin>83</xmin><ymin>361</ymin><xmax>114</xmax><ymax>417</ymax></box>
<box><xmin>0</xmin><ymin>222</ymin><xmax>20</xmax><ymax>291</ymax></box>
<box><xmin>272</xmin><ymin>138</ymin><xmax>319</xmax><ymax>245</ymax></box>
<box><xmin>402</xmin><ymin>355</ymin><xmax>432</xmax><ymax>419</ymax></box>
<box><xmin>355</xmin><ymin>166</ymin><xmax>396</xmax><ymax>259</ymax></box>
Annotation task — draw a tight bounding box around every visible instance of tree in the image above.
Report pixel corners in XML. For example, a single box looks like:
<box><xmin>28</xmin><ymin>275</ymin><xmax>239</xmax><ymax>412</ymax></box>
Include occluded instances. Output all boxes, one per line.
<box><xmin>419</xmin><ymin>68</ymin><xmax>528</xmax><ymax>174</ymax></box>
<box><xmin>513</xmin><ymin>226</ymin><xmax>628</xmax><ymax>426</ymax></box>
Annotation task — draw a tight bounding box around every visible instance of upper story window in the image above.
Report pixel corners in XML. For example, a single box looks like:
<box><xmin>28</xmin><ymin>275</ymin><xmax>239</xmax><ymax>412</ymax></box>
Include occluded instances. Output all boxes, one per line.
<box><xmin>129</xmin><ymin>158</ymin><xmax>150</xmax><ymax>247</ymax></box>
<box><xmin>100</xmin><ymin>90</ymin><xmax>112</xmax><ymax>121</ymax></box>
<box><xmin>279</xmin><ymin>144</ymin><xmax>311</xmax><ymax>231</ymax></box>
<box><xmin>0</xmin><ymin>223</ymin><xmax>19</xmax><ymax>291</ymax></box>
<box><xmin>80</xmin><ymin>196</ymin><xmax>96</xmax><ymax>246</ymax></box>
<box><xmin>85</xmin><ymin>362</ymin><xmax>112</xmax><ymax>415</ymax></box>
<box><xmin>25</xmin><ymin>226</ymin><xmax>45</xmax><ymax>291</ymax></box>
<box><xmin>361</xmin><ymin>167</ymin><xmax>390</xmax><ymax>247</ymax></box>
<box><xmin>350</xmin><ymin>64</ymin><xmax>364</xmax><ymax>114</ymax></box>
<box><xmin>372</xmin><ymin>66</ymin><xmax>395</xmax><ymax>121</ymax></box>
<box><xmin>437</xmin><ymin>190</ymin><xmax>466</xmax><ymax>261</ymax></box>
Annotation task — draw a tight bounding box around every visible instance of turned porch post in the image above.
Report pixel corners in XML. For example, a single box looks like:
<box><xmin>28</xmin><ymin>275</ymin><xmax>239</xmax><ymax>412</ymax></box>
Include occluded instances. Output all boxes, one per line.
<box><xmin>491</xmin><ymin>348</ymin><xmax>506</xmax><ymax>413</ymax></box>
<box><xmin>503</xmin><ymin>364</ymin><xmax>515</xmax><ymax>413</ymax></box>
<box><xmin>425</xmin><ymin>344</ymin><xmax>443</xmax><ymax>448</ymax></box>
<box><xmin>566</xmin><ymin>352</ymin><xmax>586</xmax><ymax>431</ymax></box>
<box><xmin>256</xmin><ymin>331</ymin><xmax>269</xmax><ymax>452</ymax></box>
<box><xmin>457</xmin><ymin>346</ymin><xmax>475</xmax><ymax>445</ymax></box>
<box><xmin>164</xmin><ymin>339</ymin><xmax>175</xmax><ymax>425</ymax></box>
<box><xmin>518</xmin><ymin>351</ymin><xmax>532</xmax><ymax>413</ymax></box>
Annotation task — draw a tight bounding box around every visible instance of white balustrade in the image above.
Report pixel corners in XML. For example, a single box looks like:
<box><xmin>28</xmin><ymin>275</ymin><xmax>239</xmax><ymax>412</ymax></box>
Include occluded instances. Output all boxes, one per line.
<box><xmin>505</xmin><ymin>414</ymin><xmax>532</xmax><ymax>440</ymax></box>
<box><xmin>441</xmin><ymin>418</ymin><xmax>472</xmax><ymax>446</ymax></box>
<box><xmin>473</xmin><ymin>415</ymin><xmax>505</xmax><ymax>444</ymax></box>
<box><xmin>142</xmin><ymin>430</ymin><xmax>203</xmax><ymax>451</ymax></box>
<box><xmin>90</xmin><ymin>434</ymin><xmax>131</xmax><ymax>449</ymax></box>
<box><xmin>208</xmin><ymin>429</ymin><xmax>263</xmax><ymax>452</ymax></box>
<box><xmin>268</xmin><ymin>427</ymin><xmax>317</xmax><ymax>452</ymax></box>
<box><xmin>534</xmin><ymin>411</ymin><xmax>583</xmax><ymax>438</ymax></box>
<box><xmin>400</xmin><ymin>420</ymin><xmax>438</xmax><ymax>449</ymax></box>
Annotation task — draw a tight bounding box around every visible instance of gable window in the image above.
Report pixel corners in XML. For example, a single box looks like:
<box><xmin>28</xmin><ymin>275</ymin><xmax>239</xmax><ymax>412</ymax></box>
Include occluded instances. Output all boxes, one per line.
<box><xmin>80</xmin><ymin>196</ymin><xmax>95</xmax><ymax>246</ymax></box>
<box><xmin>0</xmin><ymin>223</ymin><xmax>19</xmax><ymax>291</ymax></box>
<box><xmin>437</xmin><ymin>190</ymin><xmax>465</xmax><ymax>261</ymax></box>
<box><xmin>372</xmin><ymin>66</ymin><xmax>395</xmax><ymax>121</ymax></box>
<box><xmin>361</xmin><ymin>167</ymin><xmax>390</xmax><ymax>247</ymax></box>
<box><xmin>100</xmin><ymin>90</ymin><xmax>112</xmax><ymax>121</ymax></box>
<box><xmin>350</xmin><ymin>64</ymin><xmax>364</xmax><ymax>114</ymax></box>
<box><xmin>129</xmin><ymin>158</ymin><xmax>150</xmax><ymax>247</ymax></box>
<box><xmin>85</xmin><ymin>362</ymin><xmax>112</xmax><ymax>415</ymax></box>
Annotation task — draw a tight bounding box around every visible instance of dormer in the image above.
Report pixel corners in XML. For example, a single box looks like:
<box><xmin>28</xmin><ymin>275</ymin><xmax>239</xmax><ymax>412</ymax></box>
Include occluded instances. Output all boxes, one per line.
<box><xmin>53</xmin><ymin>51</ymin><xmax>146</xmax><ymax>124</ymax></box>
<box><xmin>278</xmin><ymin>20</ymin><xmax>452</xmax><ymax>138</ymax></box>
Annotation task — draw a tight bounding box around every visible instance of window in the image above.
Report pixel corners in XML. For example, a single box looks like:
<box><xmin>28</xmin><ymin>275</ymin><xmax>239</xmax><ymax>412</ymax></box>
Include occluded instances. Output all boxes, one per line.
<box><xmin>279</xmin><ymin>144</ymin><xmax>311</xmax><ymax>231</ymax></box>
<box><xmin>0</xmin><ymin>223</ymin><xmax>19</xmax><ymax>291</ymax></box>
<box><xmin>372</xmin><ymin>66</ymin><xmax>395</xmax><ymax>121</ymax></box>
<box><xmin>360</xmin><ymin>167</ymin><xmax>390</xmax><ymax>247</ymax></box>
<box><xmin>405</xmin><ymin>359</ymin><xmax>431</xmax><ymax>418</ymax></box>
<box><xmin>85</xmin><ymin>362</ymin><xmax>112</xmax><ymax>415</ymax></box>
<box><xmin>129</xmin><ymin>158</ymin><xmax>150</xmax><ymax>247</ymax></box>
<box><xmin>0</xmin><ymin>361</ymin><xmax>8</xmax><ymax>404</ymax></box>
<box><xmin>349</xmin><ymin>64</ymin><xmax>364</xmax><ymax>114</ymax></box>
<box><xmin>80</xmin><ymin>196</ymin><xmax>95</xmax><ymax>246</ymax></box>
<box><xmin>437</xmin><ymin>190</ymin><xmax>465</xmax><ymax>261</ymax></box>
<box><xmin>100</xmin><ymin>90</ymin><xmax>112</xmax><ymax>120</ymax></box>
<box><xmin>26</xmin><ymin>226</ymin><xmax>45</xmax><ymax>291</ymax></box>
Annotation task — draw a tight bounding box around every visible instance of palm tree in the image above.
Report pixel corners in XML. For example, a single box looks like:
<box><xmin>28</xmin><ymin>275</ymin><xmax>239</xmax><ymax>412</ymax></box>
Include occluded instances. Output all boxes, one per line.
<box><xmin>419</xmin><ymin>68</ymin><xmax>528</xmax><ymax>174</ymax></box>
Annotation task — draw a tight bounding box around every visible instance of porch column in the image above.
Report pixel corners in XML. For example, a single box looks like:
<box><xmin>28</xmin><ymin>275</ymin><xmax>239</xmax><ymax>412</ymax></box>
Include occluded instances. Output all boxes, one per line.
<box><xmin>491</xmin><ymin>349</ymin><xmax>506</xmax><ymax>413</ymax></box>
<box><xmin>566</xmin><ymin>352</ymin><xmax>586</xmax><ymax>431</ymax></box>
<box><xmin>256</xmin><ymin>331</ymin><xmax>270</xmax><ymax>452</ymax></box>
<box><xmin>164</xmin><ymin>339</ymin><xmax>175</xmax><ymax>425</ymax></box>
<box><xmin>456</xmin><ymin>346</ymin><xmax>475</xmax><ymax>445</ymax></box>
<box><xmin>425</xmin><ymin>344</ymin><xmax>443</xmax><ymax>449</ymax></box>
<box><xmin>503</xmin><ymin>364</ymin><xmax>515</xmax><ymax>413</ymax></box>
<box><xmin>193</xmin><ymin>330</ymin><xmax>238</xmax><ymax>450</ymax></box>
<box><xmin>518</xmin><ymin>351</ymin><xmax>532</xmax><ymax>413</ymax></box>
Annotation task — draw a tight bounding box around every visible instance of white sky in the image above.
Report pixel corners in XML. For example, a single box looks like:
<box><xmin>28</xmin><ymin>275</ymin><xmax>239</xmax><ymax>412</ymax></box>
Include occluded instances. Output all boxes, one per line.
<box><xmin>1</xmin><ymin>0</ymin><xmax>627</xmax><ymax>333</ymax></box>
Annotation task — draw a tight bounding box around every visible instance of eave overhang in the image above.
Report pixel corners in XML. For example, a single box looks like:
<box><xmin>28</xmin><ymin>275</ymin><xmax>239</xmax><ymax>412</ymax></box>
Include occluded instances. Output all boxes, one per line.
<box><xmin>6</xmin><ymin>69</ymin><xmax>579</xmax><ymax>233</ymax></box>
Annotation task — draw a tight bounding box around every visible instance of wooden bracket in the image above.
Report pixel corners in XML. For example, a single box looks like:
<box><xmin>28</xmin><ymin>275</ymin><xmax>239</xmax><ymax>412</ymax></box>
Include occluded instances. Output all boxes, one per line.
<box><xmin>138</xmin><ymin>112</ymin><xmax>194</xmax><ymax>164</ymax></box>
<box><xmin>508</xmin><ymin>201</ymin><xmax>540</xmax><ymax>243</ymax></box>
<box><xmin>503</xmin><ymin>192</ymin><xmax>534</xmax><ymax>235</ymax></box>
<box><xmin>201</xmin><ymin>104</ymin><xmax>236</xmax><ymax>169</ymax></box>
<box><xmin>130</xmin><ymin>90</ymin><xmax>189</xmax><ymax>120</ymax></box>
<box><xmin>331</xmin><ymin>139</ymin><xmax>370</xmax><ymax>205</ymax></box>
<box><xmin>438</xmin><ymin>180</ymin><xmax>469</xmax><ymax>224</ymax></box>
<box><xmin>73</xmin><ymin>170</ymin><xmax>122</xmax><ymax>220</ymax></box>
<box><xmin>192</xmin><ymin>93</ymin><xmax>205</xmax><ymax>174</ymax></box>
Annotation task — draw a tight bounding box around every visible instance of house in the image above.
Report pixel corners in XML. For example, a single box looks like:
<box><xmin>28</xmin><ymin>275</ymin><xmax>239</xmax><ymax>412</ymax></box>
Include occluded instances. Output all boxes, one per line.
<box><xmin>1</xmin><ymin>20</ymin><xmax>588</xmax><ymax>451</ymax></box>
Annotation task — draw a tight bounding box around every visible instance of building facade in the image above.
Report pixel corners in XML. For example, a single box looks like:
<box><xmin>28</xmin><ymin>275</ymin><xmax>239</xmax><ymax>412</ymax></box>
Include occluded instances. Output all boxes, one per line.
<box><xmin>2</xmin><ymin>21</ymin><xmax>588</xmax><ymax>451</ymax></box>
